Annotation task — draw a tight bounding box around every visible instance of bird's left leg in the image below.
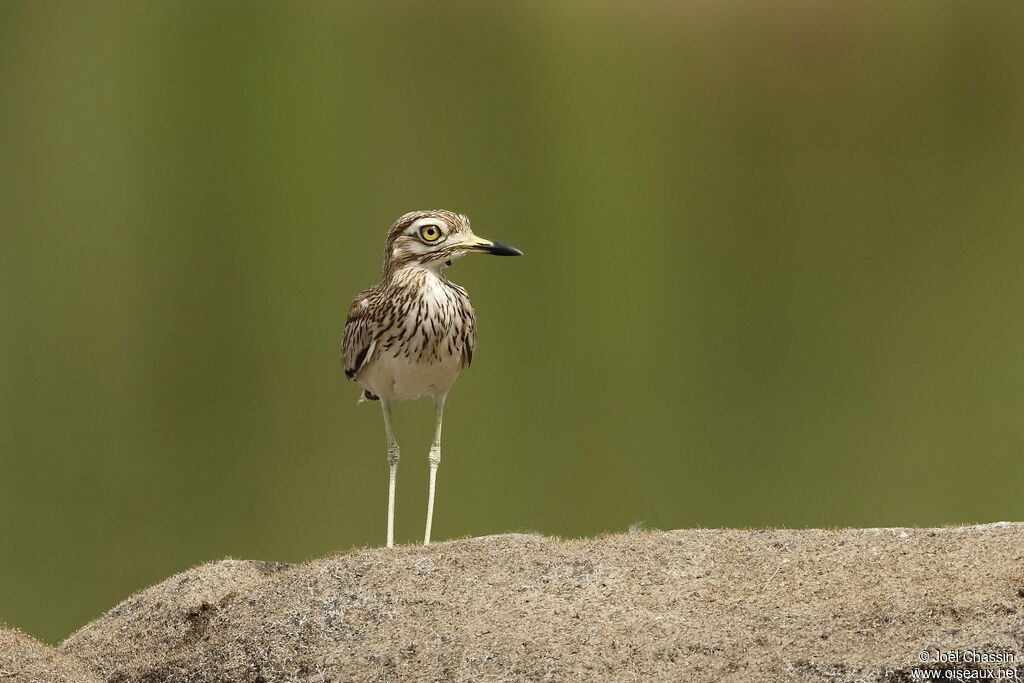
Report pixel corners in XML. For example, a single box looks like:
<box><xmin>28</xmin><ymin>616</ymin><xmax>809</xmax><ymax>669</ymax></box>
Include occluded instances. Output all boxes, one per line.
<box><xmin>381</xmin><ymin>399</ymin><xmax>400</xmax><ymax>548</ymax></box>
<box><xmin>423</xmin><ymin>392</ymin><xmax>446</xmax><ymax>545</ymax></box>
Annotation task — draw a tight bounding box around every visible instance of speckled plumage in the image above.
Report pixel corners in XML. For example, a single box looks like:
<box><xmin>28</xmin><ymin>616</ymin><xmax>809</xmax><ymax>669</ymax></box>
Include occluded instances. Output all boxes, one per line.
<box><xmin>340</xmin><ymin>210</ymin><xmax>521</xmax><ymax>547</ymax></box>
<box><xmin>342</xmin><ymin>211</ymin><xmax>477</xmax><ymax>402</ymax></box>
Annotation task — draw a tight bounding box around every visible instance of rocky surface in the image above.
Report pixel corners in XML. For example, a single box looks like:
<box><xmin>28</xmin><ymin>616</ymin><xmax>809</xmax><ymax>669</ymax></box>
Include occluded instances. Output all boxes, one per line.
<box><xmin>0</xmin><ymin>625</ymin><xmax>102</xmax><ymax>683</ymax></box>
<box><xmin>6</xmin><ymin>525</ymin><xmax>1024</xmax><ymax>682</ymax></box>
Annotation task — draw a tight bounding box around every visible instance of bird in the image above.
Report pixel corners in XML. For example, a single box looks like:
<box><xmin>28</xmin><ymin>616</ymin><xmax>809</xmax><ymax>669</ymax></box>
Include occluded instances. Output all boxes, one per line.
<box><xmin>341</xmin><ymin>210</ymin><xmax>522</xmax><ymax>547</ymax></box>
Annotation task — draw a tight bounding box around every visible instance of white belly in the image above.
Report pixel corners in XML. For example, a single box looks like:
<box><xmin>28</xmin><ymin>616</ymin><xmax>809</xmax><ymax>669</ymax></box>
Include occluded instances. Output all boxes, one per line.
<box><xmin>357</xmin><ymin>347</ymin><xmax>463</xmax><ymax>401</ymax></box>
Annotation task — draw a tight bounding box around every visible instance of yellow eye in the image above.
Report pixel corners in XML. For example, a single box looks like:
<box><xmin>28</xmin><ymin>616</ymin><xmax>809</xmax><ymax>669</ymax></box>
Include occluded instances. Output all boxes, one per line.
<box><xmin>419</xmin><ymin>225</ymin><xmax>442</xmax><ymax>242</ymax></box>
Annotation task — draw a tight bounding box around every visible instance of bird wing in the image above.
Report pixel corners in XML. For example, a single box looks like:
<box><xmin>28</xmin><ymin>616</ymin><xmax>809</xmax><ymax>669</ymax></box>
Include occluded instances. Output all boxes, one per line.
<box><xmin>341</xmin><ymin>289</ymin><xmax>380</xmax><ymax>380</ymax></box>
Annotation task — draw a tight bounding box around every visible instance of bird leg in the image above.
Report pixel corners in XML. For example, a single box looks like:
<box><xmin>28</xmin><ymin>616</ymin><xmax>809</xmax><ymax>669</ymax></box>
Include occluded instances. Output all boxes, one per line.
<box><xmin>381</xmin><ymin>399</ymin><xmax>399</xmax><ymax>548</ymax></box>
<box><xmin>424</xmin><ymin>393</ymin><xmax>446</xmax><ymax>545</ymax></box>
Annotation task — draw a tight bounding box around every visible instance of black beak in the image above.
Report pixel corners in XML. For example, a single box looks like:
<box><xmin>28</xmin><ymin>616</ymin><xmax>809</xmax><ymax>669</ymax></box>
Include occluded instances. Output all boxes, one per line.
<box><xmin>478</xmin><ymin>240</ymin><xmax>523</xmax><ymax>256</ymax></box>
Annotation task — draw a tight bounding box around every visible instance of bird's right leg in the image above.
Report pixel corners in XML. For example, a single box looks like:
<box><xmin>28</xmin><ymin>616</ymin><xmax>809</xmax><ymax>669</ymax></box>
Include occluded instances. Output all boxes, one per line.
<box><xmin>381</xmin><ymin>399</ymin><xmax>399</xmax><ymax>548</ymax></box>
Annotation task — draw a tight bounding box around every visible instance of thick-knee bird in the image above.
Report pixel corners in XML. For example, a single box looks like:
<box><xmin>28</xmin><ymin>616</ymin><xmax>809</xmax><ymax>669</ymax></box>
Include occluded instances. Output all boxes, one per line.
<box><xmin>341</xmin><ymin>210</ymin><xmax>522</xmax><ymax>547</ymax></box>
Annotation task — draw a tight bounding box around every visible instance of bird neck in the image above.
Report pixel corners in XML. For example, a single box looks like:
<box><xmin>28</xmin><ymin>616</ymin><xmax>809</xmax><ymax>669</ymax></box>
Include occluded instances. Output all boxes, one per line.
<box><xmin>385</xmin><ymin>261</ymin><xmax>449</xmax><ymax>288</ymax></box>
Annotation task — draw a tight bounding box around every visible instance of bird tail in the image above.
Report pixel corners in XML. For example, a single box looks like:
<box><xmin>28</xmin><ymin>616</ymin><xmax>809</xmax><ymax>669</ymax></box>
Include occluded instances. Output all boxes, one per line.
<box><xmin>356</xmin><ymin>389</ymin><xmax>379</xmax><ymax>404</ymax></box>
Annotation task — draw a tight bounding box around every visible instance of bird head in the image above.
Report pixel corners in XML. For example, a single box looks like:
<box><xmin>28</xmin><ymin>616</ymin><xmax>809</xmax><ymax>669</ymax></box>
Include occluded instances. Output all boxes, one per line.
<box><xmin>383</xmin><ymin>209</ymin><xmax>522</xmax><ymax>275</ymax></box>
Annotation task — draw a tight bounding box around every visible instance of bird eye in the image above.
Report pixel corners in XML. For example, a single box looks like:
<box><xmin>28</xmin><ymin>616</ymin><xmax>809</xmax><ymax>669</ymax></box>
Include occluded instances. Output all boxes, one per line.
<box><xmin>419</xmin><ymin>225</ymin><xmax>442</xmax><ymax>242</ymax></box>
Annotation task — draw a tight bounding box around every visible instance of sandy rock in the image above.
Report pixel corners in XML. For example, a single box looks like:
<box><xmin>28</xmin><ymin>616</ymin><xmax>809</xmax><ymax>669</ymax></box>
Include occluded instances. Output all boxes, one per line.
<box><xmin>61</xmin><ymin>558</ymin><xmax>288</xmax><ymax>681</ymax></box>
<box><xmin>62</xmin><ymin>526</ymin><xmax>1024</xmax><ymax>682</ymax></box>
<box><xmin>0</xmin><ymin>625</ymin><xmax>102</xmax><ymax>683</ymax></box>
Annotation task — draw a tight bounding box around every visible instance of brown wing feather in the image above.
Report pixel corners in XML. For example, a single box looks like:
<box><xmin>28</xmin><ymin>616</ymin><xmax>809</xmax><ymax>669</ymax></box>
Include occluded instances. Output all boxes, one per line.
<box><xmin>341</xmin><ymin>287</ymin><xmax>379</xmax><ymax>379</ymax></box>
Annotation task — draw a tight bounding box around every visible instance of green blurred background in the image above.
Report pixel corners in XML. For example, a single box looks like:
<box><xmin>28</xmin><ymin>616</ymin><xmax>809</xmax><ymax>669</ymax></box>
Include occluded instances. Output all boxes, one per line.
<box><xmin>3</xmin><ymin>0</ymin><xmax>1024</xmax><ymax>643</ymax></box>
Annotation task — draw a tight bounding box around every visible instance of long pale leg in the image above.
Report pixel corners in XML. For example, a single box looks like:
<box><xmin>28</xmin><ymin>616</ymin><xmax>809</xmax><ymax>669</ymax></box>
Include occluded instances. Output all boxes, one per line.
<box><xmin>381</xmin><ymin>399</ymin><xmax>400</xmax><ymax>548</ymax></box>
<box><xmin>423</xmin><ymin>393</ymin><xmax>446</xmax><ymax>545</ymax></box>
